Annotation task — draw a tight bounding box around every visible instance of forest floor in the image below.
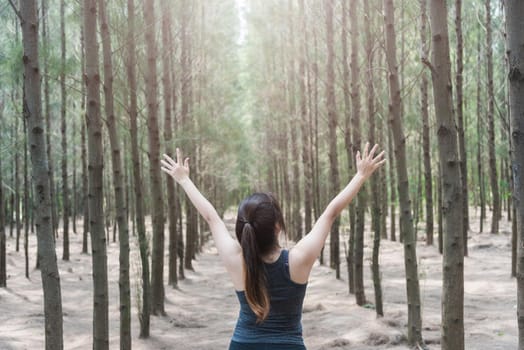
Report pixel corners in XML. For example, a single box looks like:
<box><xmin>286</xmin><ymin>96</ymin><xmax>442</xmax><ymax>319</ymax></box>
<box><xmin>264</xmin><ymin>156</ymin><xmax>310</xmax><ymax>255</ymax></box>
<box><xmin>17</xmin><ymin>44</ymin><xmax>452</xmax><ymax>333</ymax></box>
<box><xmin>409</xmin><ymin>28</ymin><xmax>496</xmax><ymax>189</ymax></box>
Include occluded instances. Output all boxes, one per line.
<box><xmin>0</xmin><ymin>208</ymin><xmax>517</xmax><ymax>350</ymax></box>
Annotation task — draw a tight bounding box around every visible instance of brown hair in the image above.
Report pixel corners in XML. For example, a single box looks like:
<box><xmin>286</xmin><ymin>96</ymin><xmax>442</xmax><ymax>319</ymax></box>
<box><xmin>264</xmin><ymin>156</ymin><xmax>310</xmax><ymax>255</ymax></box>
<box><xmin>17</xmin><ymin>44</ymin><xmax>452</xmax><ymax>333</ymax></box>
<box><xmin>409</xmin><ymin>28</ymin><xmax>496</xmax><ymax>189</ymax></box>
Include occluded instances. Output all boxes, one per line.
<box><xmin>235</xmin><ymin>193</ymin><xmax>285</xmax><ymax>323</ymax></box>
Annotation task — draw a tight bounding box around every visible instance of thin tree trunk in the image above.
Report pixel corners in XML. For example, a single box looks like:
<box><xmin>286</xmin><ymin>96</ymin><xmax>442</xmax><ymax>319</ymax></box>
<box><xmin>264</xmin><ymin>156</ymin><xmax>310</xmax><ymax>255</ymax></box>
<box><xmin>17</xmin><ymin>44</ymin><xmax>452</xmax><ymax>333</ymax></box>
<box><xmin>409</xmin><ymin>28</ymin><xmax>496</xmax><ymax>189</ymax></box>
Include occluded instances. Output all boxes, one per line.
<box><xmin>84</xmin><ymin>0</ymin><xmax>109</xmax><ymax>347</ymax></box>
<box><xmin>286</xmin><ymin>0</ymin><xmax>302</xmax><ymax>241</ymax></box>
<box><xmin>143</xmin><ymin>0</ymin><xmax>166</xmax><ymax>316</ymax></box>
<box><xmin>15</xmin><ymin>112</ymin><xmax>20</xmax><ymax>252</ymax></box>
<box><xmin>420</xmin><ymin>0</ymin><xmax>433</xmax><ymax>246</ymax></box>
<box><xmin>23</xmin><ymin>107</ymin><xmax>29</xmax><ymax>278</ymax></box>
<box><xmin>505</xmin><ymin>0</ymin><xmax>524</xmax><ymax>345</ymax></box>
<box><xmin>455</xmin><ymin>0</ymin><xmax>468</xmax><ymax>256</ymax></box>
<box><xmin>127</xmin><ymin>0</ymin><xmax>150</xmax><ymax>336</ymax></box>
<box><xmin>428</xmin><ymin>1</ymin><xmax>465</xmax><ymax>348</ymax></box>
<box><xmin>324</xmin><ymin>0</ymin><xmax>340</xmax><ymax>279</ymax></box>
<box><xmin>299</xmin><ymin>0</ymin><xmax>312</xmax><ymax>235</ymax></box>
<box><xmin>388</xmin><ymin>128</ymin><xmax>396</xmax><ymax>241</ymax></box>
<box><xmin>341</xmin><ymin>0</ymin><xmax>354</xmax><ymax>293</ymax></box>
<box><xmin>20</xmin><ymin>0</ymin><xmax>64</xmax><ymax>347</ymax></box>
<box><xmin>350</xmin><ymin>0</ymin><xmax>366</xmax><ymax>304</ymax></box>
<box><xmin>41</xmin><ymin>0</ymin><xmax>58</xmax><ymax>240</ymax></box>
<box><xmin>98</xmin><ymin>0</ymin><xmax>131</xmax><ymax>347</ymax></box>
<box><xmin>486</xmin><ymin>0</ymin><xmax>500</xmax><ymax>234</ymax></box>
<box><xmin>365</xmin><ymin>0</ymin><xmax>382</xmax><ymax>317</ymax></box>
<box><xmin>60</xmin><ymin>0</ymin><xmax>69</xmax><ymax>261</ymax></box>
<box><xmin>80</xmin><ymin>8</ymin><xmax>89</xmax><ymax>254</ymax></box>
<box><xmin>0</xmin><ymin>104</ymin><xmax>5</xmax><ymax>287</ymax></box>
<box><xmin>383</xmin><ymin>0</ymin><xmax>423</xmax><ymax>345</ymax></box>
<box><xmin>162</xmin><ymin>0</ymin><xmax>178</xmax><ymax>288</ymax></box>
<box><xmin>476</xmin><ymin>25</ymin><xmax>485</xmax><ymax>233</ymax></box>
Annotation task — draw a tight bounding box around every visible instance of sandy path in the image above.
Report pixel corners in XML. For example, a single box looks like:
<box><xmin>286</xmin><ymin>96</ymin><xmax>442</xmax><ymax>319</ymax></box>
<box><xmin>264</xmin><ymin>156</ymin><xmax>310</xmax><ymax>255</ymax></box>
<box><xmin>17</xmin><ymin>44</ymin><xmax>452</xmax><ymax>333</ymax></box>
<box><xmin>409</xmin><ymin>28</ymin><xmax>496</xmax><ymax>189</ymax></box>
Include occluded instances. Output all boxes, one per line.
<box><xmin>0</xmin><ymin>214</ymin><xmax>517</xmax><ymax>349</ymax></box>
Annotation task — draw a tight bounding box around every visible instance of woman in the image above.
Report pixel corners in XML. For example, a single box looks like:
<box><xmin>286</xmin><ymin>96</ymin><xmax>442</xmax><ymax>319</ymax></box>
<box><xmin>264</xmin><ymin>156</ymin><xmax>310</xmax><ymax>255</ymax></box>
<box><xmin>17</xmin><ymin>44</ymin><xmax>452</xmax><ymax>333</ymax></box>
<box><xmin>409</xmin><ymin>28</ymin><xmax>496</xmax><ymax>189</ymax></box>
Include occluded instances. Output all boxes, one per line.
<box><xmin>160</xmin><ymin>143</ymin><xmax>385</xmax><ymax>350</ymax></box>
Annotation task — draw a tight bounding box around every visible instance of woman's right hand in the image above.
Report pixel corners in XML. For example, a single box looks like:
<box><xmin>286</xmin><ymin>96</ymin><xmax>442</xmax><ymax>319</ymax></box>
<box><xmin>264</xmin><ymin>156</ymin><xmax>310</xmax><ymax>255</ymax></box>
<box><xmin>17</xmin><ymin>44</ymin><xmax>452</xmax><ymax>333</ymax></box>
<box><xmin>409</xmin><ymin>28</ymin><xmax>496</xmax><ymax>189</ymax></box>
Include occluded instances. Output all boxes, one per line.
<box><xmin>356</xmin><ymin>142</ymin><xmax>386</xmax><ymax>179</ymax></box>
<box><xmin>161</xmin><ymin>148</ymin><xmax>190</xmax><ymax>183</ymax></box>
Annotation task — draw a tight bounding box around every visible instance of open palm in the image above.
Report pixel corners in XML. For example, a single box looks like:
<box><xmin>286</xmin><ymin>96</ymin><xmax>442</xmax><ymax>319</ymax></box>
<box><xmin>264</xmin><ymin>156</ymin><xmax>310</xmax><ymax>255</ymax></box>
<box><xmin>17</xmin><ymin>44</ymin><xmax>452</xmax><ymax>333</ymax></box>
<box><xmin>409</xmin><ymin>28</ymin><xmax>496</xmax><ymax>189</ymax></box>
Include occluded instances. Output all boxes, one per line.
<box><xmin>161</xmin><ymin>148</ymin><xmax>190</xmax><ymax>183</ymax></box>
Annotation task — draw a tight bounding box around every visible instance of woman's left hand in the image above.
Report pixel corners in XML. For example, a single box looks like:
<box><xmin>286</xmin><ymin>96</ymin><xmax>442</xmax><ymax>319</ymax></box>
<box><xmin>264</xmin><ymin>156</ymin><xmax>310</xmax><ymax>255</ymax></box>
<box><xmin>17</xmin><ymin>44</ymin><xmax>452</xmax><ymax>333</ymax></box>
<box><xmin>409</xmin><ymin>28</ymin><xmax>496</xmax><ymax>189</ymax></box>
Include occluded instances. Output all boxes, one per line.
<box><xmin>161</xmin><ymin>148</ymin><xmax>190</xmax><ymax>183</ymax></box>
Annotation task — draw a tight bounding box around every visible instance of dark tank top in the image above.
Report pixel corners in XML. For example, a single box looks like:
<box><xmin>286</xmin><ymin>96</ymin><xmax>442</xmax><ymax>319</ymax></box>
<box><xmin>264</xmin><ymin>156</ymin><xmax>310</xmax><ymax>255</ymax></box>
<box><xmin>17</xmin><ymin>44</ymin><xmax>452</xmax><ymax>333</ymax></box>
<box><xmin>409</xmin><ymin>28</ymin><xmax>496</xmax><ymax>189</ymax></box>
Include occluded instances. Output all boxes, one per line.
<box><xmin>231</xmin><ymin>249</ymin><xmax>307</xmax><ymax>346</ymax></box>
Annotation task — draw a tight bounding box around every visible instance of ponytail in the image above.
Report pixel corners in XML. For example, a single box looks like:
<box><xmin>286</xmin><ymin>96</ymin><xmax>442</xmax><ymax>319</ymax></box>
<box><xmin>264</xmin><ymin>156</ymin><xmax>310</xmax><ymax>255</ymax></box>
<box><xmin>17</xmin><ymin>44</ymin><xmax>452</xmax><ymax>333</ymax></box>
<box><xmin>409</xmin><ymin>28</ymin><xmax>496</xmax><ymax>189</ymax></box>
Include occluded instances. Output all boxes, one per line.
<box><xmin>240</xmin><ymin>222</ymin><xmax>270</xmax><ymax>323</ymax></box>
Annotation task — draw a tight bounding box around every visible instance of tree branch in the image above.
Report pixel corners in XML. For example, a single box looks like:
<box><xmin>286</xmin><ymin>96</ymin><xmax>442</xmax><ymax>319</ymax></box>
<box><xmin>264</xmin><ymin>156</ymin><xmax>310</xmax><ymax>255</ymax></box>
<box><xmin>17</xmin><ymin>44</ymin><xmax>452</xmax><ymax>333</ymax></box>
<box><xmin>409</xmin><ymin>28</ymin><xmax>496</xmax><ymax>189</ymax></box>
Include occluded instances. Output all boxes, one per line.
<box><xmin>7</xmin><ymin>0</ymin><xmax>22</xmax><ymax>22</ymax></box>
<box><xmin>421</xmin><ymin>56</ymin><xmax>437</xmax><ymax>77</ymax></box>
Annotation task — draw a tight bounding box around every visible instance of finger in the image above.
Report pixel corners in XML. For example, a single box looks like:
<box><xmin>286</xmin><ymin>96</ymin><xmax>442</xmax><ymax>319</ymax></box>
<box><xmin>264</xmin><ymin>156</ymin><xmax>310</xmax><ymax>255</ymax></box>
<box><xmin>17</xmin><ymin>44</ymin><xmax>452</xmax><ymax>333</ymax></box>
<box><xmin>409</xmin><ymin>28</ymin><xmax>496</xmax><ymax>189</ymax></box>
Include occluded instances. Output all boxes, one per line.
<box><xmin>184</xmin><ymin>157</ymin><xmax>190</xmax><ymax>169</ymax></box>
<box><xmin>363</xmin><ymin>142</ymin><xmax>370</xmax><ymax>158</ymax></box>
<box><xmin>368</xmin><ymin>144</ymin><xmax>379</xmax><ymax>159</ymax></box>
<box><xmin>176</xmin><ymin>148</ymin><xmax>182</xmax><ymax>164</ymax></box>
<box><xmin>373</xmin><ymin>150</ymin><xmax>385</xmax><ymax>162</ymax></box>
<box><xmin>163</xmin><ymin>153</ymin><xmax>176</xmax><ymax>166</ymax></box>
<box><xmin>160</xmin><ymin>159</ymin><xmax>173</xmax><ymax>169</ymax></box>
<box><xmin>160</xmin><ymin>166</ymin><xmax>171</xmax><ymax>174</ymax></box>
<box><xmin>356</xmin><ymin>150</ymin><xmax>361</xmax><ymax>162</ymax></box>
<box><xmin>374</xmin><ymin>159</ymin><xmax>387</xmax><ymax>168</ymax></box>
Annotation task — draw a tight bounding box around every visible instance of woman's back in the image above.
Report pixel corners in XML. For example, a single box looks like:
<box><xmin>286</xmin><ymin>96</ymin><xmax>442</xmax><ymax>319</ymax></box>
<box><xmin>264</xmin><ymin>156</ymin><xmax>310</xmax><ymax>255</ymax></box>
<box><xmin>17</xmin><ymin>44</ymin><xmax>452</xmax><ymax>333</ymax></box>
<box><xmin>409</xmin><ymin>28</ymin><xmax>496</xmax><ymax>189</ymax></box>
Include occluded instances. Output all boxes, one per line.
<box><xmin>231</xmin><ymin>249</ymin><xmax>307</xmax><ymax>349</ymax></box>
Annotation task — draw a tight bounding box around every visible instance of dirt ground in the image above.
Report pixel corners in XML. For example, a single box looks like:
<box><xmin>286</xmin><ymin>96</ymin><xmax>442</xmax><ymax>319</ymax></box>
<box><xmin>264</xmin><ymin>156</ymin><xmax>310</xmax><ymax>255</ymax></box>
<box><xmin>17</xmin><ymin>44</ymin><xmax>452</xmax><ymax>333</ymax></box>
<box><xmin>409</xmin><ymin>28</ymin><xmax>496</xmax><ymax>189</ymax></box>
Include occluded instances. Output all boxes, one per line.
<box><xmin>0</xmin><ymin>209</ymin><xmax>517</xmax><ymax>349</ymax></box>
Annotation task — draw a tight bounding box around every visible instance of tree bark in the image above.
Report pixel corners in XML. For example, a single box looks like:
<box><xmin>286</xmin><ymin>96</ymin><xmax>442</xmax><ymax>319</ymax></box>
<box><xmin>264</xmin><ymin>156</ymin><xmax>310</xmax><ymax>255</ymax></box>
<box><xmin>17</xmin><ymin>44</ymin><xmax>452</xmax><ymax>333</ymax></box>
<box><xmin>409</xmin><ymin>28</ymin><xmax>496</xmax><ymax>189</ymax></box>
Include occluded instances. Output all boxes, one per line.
<box><xmin>84</xmin><ymin>0</ymin><xmax>109</xmax><ymax>347</ymax></box>
<box><xmin>98</xmin><ymin>0</ymin><xmax>131</xmax><ymax>347</ymax></box>
<box><xmin>341</xmin><ymin>0</ymin><xmax>355</xmax><ymax>293</ymax></box>
<box><xmin>0</xmin><ymin>104</ymin><xmax>5</xmax><ymax>288</ymax></box>
<box><xmin>428</xmin><ymin>1</ymin><xmax>465</xmax><ymax>349</ymax></box>
<box><xmin>80</xmin><ymin>5</ymin><xmax>89</xmax><ymax>254</ymax></box>
<box><xmin>505</xmin><ymin>0</ymin><xmax>524</xmax><ymax>346</ymax></box>
<box><xmin>127</xmin><ymin>0</ymin><xmax>150</xmax><ymax>337</ymax></box>
<box><xmin>20</xmin><ymin>0</ymin><xmax>64</xmax><ymax>347</ymax></box>
<box><xmin>364</xmin><ymin>0</ymin><xmax>382</xmax><ymax>317</ymax></box>
<box><xmin>324</xmin><ymin>0</ymin><xmax>340</xmax><ymax>279</ymax></box>
<box><xmin>420</xmin><ymin>0</ymin><xmax>433</xmax><ymax>245</ymax></box>
<box><xmin>455</xmin><ymin>0</ymin><xmax>468</xmax><ymax>256</ymax></box>
<box><xmin>486</xmin><ymin>0</ymin><xmax>500</xmax><ymax>234</ymax></box>
<box><xmin>161</xmin><ymin>0</ymin><xmax>178</xmax><ymax>288</ymax></box>
<box><xmin>299</xmin><ymin>0</ymin><xmax>312</xmax><ymax>235</ymax></box>
<box><xmin>143</xmin><ymin>0</ymin><xmax>166</xmax><ymax>316</ymax></box>
<box><xmin>350</xmin><ymin>0</ymin><xmax>366</xmax><ymax>305</ymax></box>
<box><xmin>383</xmin><ymin>0</ymin><xmax>423</xmax><ymax>345</ymax></box>
<box><xmin>60</xmin><ymin>0</ymin><xmax>69</xmax><ymax>261</ymax></box>
<box><xmin>41</xmin><ymin>0</ymin><xmax>58</xmax><ymax>239</ymax></box>
<box><xmin>288</xmin><ymin>0</ymin><xmax>302</xmax><ymax>241</ymax></box>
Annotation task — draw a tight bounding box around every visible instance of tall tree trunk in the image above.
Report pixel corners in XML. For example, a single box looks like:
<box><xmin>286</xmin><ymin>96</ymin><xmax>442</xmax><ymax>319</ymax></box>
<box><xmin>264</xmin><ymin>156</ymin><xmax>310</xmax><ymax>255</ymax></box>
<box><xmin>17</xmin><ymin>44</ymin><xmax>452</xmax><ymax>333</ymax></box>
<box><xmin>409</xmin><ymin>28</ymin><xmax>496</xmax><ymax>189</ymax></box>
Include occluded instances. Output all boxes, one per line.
<box><xmin>350</xmin><ymin>0</ymin><xmax>366</xmax><ymax>304</ymax></box>
<box><xmin>420</xmin><ymin>0</ymin><xmax>433</xmax><ymax>245</ymax></box>
<box><xmin>299</xmin><ymin>0</ymin><xmax>312</xmax><ymax>235</ymax></box>
<box><xmin>428</xmin><ymin>1</ymin><xmax>465</xmax><ymax>349</ymax></box>
<box><xmin>20</xmin><ymin>0</ymin><xmax>64</xmax><ymax>347</ymax></box>
<box><xmin>383</xmin><ymin>0</ymin><xmax>423</xmax><ymax>345</ymax></box>
<box><xmin>84</xmin><ymin>0</ymin><xmax>109</xmax><ymax>347</ymax></box>
<box><xmin>455</xmin><ymin>0</ymin><xmax>468</xmax><ymax>256</ymax></box>
<box><xmin>286</xmin><ymin>0</ymin><xmax>301</xmax><ymax>241</ymax></box>
<box><xmin>15</xmin><ymin>103</ymin><xmax>21</xmax><ymax>252</ymax></box>
<box><xmin>143</xmin><ymin>0</ymin><xmax>166</xmax><ymax>316</ymax></box>
<box><xmin>0</xmin><ymin>104</ymin><xmax>5</xmax><ymax>287</ymax></box>
<box><xmin>505</xmin><ymin>0</ymin><xmax>524</xmax><ymax>346</ymax></box>
<box><xmin>41</xmin><ymin>0</ymin><xmax>58</xmax><ymax>239</ymax></box>
<box><xmin>341</xmin><ymin>0</ymin><xmax>355</xmax><ymax>293</ymax></box>
<box><xmin>485</xmin><ymin>0</ymin><xmax>500</xmax><ymax>234</ymax></box>
<box><xmin>388</xmin><ymin>128</ymin><xmax>397</xmax><ymax>241</ymax></box>
<box><xmin>365</xmin><ymin>0</ymin><xmax>382</xmax><ymax>317</ymax></box>
<box><xmin>476</xmin><ymin>25</ymin><xmax>485</xmax><ymax>233</ymax></box>
<box><xmin>23</xmin><ymin>105</ymin><xmax>30</xmax><ymax>278</ymax></box>
<box><xmin>162</xmin><ymin>0</ymin><xmax>178</xmax><ymax>288</ymax></box>
<box><xmin>127</xmin><ymin>0</ymin><xmax>150</xmax><ymax>337</ymax></box>
<box><xmin>324</xmin><ymin>0</ymin><xmax>340</xmax><ymax>279</ymax></box>
<box><xmin>80</xmin><ymin>6</ymin><xmax>89</xmax><ymax>254</ymax></box>
<box><xmin>98</xmin><ymin>0</ymin><xmax>131</xmax><ymax>347</ymax></box>
<box><xmin>60</xmin><ymin>0</ymin><xmax>69</xmax><ymax>261</ymax></box>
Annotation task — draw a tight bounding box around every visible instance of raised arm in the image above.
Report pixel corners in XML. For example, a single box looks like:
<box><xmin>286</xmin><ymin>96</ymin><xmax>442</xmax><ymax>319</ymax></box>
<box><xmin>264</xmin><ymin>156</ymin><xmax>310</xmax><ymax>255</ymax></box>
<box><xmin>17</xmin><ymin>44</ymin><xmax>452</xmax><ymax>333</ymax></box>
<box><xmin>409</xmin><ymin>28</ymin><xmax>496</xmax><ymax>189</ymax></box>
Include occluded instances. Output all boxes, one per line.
<box><xmin>289</xmin><ymin>143</ymin><xmax>386</xmax><ymax>283</ymax></box>
<box><xmin>160</xmin><ymin>149</ymin><xmax>241</xmax><ymax>262</ymax></box>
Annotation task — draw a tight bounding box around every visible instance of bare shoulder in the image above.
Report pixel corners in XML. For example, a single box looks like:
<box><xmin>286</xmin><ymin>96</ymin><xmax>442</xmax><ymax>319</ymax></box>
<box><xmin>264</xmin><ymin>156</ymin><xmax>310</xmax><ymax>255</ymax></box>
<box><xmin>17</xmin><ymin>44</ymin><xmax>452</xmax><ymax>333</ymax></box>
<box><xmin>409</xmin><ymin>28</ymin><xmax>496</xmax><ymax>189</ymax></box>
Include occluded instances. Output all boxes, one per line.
<box><xmin>288</xmin><ymin>246</ymin><xmax>311</xmax><ymax>285</ymax></box>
